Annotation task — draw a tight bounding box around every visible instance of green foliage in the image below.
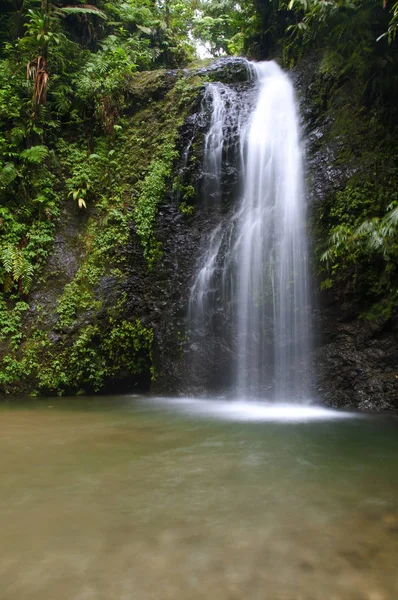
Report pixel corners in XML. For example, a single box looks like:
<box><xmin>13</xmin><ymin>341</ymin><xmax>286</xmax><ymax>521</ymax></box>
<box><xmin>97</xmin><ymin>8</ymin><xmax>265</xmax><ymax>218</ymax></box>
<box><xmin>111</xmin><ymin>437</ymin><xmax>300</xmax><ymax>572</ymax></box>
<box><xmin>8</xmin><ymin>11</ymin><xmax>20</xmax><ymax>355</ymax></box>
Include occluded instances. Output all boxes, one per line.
<box><xmin>0</xmin><ymin>0</ymin><xmax>214</xmax><ymax>301</ymax></box>
<box><xmin>0</xmin><ymin>0</ymin><xmax>250</xmax><ymax>396</ymax></box>
<box><xmin>172</xmin><ymin>75</ymin><xmax>204</xmax><ymax>104</ymax></box>
<box><xmin>134</xmin><ymin>141</ymin><xmax>178</xmax><ymax>267</ymax></box>
<box><xmin>328</xmin><ymin>184</ymin><xmax>377</xmax><ymax>228</ymax></box>
<box><xmin>56</xmin><ymin>195</ymin><xmax>129</xmax><ymax>328</ymax></box>
<box><xmin>174</xmin><ymin>181</ymin><xmax>196</xmax><ymax>215</ymax></box>
<box><xmin>179</xmin><ymin>201</ymin><xmax>195</xmax><ymax>216</ymax></box>
<box><xmin>21</xmin><ymin>145</ymin><xmax>50</xmax><ymax>164</ymax></box>
<box><xmin>0</xmin><ymin>295</ymin><xmax>29</xmax><ymax>350</ymax></box>
<box><xmin>378</xmin><ymin>0</ymin><xmax>398</xmax><ymax>43</ymax></box>
<box><xmin>283</xmin><ymin>0</ymin><xmax>398</xmax><ymax>113</ymax></box>
<box><xmin>56</xmin><ymin>6</ymin><xmax>107</xmax><ymax>19</ymax></box>
<box><xmin>102</xmin><ymin>319</ymin><xmax>154</xmax><ymax>377</ymax></box>
<box><xmin>0</xmin><ymin>163</ymin><xmax>18</xmax><ymax>189</ymax></box>
<box><xmin>0</xmin><ymin>245</ymin><xmax>35</xmax><ymax>294</ymax></box>
<box><xmin>131</xmin><ymin>70</ymin><xmax>205</xmax><ymax>268</ymax></box>
<box><xmin>56</xmin><ymin>325</ymin><xmax>104</xmax><ymax>393</ymax></box>
<box><xmin>56</xmin><ymin>282</ymin><xmax>100</xmax><ymax>329</ymax></box>
<box><xmin>193</xmin><ymin>11</ymin><xmax>237</xmax><ymax>56</ymax></box>
<box><xmin>0</xmin><ymin>305</ymin><xmax>154</xmax><ymax>395</ymax></box>
<box><xmin>284</xmin><ymin>0</ymin><xmax>397</xmax><ymax>49</ymax></box>
<box><xmin>322</xmin><ymin>202</ymin><xmax>398</xmax><ymax>267</ymax></box>
<box><xmin>74</xmin><ymin>34</ymin><xmax>153</xmax><ymax>127</ymax></box>
<box><xmin>0</xmin><ymin>353</ymin><xmax>37</xmax><ymax>389</ymax></box>
<box><xmin>36</xmin><ymin>318</ymin><xmax>153</xmax><ymax>395</ymax></box>
<box><xmin>0</xmin><ymin>200</ymin><xmax>56</xmax><ymax>295</ymax></box>
<box><xmin>319</xmin><ymin>183</ymin><xmax>398</xmax><ymax>314</ymax></box>
<box><xmin>191</xmin><ymin>1</ymin><xmax>268</xmax><ymax>57</ymax></box>
<box><xmin>0</xmin><ymin>0</ymin><xmax>396</xmax><ymax>396</ymax></box>
<box><xmin>294</xmin><ymin>0</ymin><xmax>398</xmax><ymax>316</ymax></box>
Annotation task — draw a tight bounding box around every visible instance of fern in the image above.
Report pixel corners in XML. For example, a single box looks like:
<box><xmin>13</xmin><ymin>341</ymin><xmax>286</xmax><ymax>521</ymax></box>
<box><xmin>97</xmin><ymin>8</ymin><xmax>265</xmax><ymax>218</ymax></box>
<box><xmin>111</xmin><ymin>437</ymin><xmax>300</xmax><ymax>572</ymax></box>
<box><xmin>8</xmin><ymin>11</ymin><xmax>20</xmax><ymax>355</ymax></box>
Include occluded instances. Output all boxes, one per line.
<box><xmin>0</xmin><ymin>162</ymin><xmax>17</xmax><ymax>188</ymax></box>
<box><xmin>21</xmin><ymin>145</ymin><xmax>49</xmax><ymax>164</ymax></box>
<box><xmin>19</xmin><ymin>259</ymin><xmax>34</xmax><ymax>294</ymax></box>
<box><xmin>322</xmin><ymin>204</ymin><xmax>398</xmax><ymax>266</ymax></box>
<box><xmin>0</xmin><ymin>244</ymin><xmax>35</xmax><ymax>294</ymax></box>
<box><xmin>1</xmin><ymin>245</ymin><xmax>14</xmax><ymax>274</ymax></box>
<box><xmin>52</xmin><ymin>85</ymin><xmax>73</xmax><ymax>115</ymax></box>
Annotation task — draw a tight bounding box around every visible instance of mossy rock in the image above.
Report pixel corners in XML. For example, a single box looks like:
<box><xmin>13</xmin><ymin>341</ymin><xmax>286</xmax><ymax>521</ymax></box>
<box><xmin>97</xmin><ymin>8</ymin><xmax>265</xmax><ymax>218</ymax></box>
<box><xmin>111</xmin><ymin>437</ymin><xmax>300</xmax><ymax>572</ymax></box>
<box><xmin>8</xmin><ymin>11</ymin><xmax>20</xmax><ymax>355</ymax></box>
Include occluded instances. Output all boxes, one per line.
<box><xmin>126</xmin><ymin>69</ymin><xmax>178</xmax><ymax>104</ymax></box>
<box><xmin>194</xmin><ymin>57</ymin><xmax>251</xmax><ymax>84</ymax></box>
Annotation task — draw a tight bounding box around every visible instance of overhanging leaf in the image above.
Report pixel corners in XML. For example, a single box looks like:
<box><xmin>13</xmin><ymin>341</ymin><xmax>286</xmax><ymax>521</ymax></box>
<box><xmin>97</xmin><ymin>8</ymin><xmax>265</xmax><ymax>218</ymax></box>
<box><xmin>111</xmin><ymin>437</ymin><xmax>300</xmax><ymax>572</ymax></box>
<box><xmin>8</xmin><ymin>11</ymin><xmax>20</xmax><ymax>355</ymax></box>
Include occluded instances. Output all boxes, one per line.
<box><xmin>56</xmin><ymin>5</ymin><xmax>107</xmax><ymax>19</ymax></box>
<box><xmin>136</xmin><ymin>24</ymin><xmax>152</xmax><ymax>35</ymax></box>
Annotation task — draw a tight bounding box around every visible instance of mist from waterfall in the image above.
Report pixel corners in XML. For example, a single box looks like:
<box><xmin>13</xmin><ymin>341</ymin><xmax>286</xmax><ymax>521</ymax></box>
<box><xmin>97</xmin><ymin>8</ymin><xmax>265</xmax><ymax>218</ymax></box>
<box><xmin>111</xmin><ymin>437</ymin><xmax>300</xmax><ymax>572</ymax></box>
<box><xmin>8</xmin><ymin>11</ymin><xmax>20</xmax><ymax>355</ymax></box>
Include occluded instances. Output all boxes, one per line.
<box><xmin>188</xmin><ymin>61</ymin><xmax>312</xmax><ymax>400</ymax></box>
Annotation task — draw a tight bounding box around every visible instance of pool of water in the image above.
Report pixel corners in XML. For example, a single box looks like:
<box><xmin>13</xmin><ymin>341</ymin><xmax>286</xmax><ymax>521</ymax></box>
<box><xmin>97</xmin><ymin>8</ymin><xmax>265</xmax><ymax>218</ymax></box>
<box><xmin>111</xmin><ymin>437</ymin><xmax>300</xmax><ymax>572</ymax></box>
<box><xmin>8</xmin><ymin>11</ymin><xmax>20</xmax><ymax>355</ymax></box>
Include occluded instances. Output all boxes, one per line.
<box><xmin>0</xmin><ymin>396</ymin><xmax>397</xmax><ymax>600</ymax></box>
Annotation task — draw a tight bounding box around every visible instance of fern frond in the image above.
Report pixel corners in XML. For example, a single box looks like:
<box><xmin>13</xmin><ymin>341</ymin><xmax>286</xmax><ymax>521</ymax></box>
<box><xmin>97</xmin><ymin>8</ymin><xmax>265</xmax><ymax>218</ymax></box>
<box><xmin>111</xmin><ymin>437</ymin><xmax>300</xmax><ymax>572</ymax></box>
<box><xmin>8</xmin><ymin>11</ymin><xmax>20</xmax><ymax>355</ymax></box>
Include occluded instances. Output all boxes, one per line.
<box><xmin>386</xmin><ymin>206</ymin><xmax>398</xmax><ymax>228</ymax></box>
<box><xmin>21</xmin><ymin>145</ymin><xmax>49</xmax><ymax>164</ymax></box>
<box><xmin>55</xmin><ymin>6</ymin><xmax>107</xmax><ymax>19</ymax></box>
<box><xmin>355</xmin><ymin>219</ymin><xmax>378</xmax><ymax>236</ymax></box>
<box><xmin>136</xmin><ymin>24</ymin><xmax>152</xmax><ymax>35</ymax></box>
<box><xmin>12</xmin><ymin>249</ymin><xmax>23</xmax><ymax>282</ymax></box>
<box><xmin>0</xmin><ymin>162</ymin><xmax>17</xmax><ymax>188</ymax></box>
<box><xmin>1</xmin><ymin>245</ymin><xmax>14</xmax><ymax>274</ymax></box>
<box><xmin>20</xmin><ymin>260</ymin><xmax>35</xmax><ymax>294</ymax></box>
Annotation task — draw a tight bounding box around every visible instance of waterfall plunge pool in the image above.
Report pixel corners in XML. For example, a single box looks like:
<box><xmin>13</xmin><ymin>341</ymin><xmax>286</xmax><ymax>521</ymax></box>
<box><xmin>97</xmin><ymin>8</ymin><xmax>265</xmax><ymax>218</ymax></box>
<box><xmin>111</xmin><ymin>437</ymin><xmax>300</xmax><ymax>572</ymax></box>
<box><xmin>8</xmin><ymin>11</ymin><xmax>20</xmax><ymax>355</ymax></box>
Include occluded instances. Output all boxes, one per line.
<box><xmin>1</xmin><ymin>396</ymin><xmax>397</xmax><ymax>600</ymax></box>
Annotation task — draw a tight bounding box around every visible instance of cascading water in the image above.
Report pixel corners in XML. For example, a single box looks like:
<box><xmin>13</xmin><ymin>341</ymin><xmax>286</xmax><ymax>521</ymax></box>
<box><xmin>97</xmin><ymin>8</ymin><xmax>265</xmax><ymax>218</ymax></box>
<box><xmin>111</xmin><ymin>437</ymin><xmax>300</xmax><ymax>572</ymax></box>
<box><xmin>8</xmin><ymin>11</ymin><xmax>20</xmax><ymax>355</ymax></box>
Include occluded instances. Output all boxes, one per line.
<box><xmin>188</xmin><ymin>60</ymin><xmax>312</xmax><ymax>400</ymax></box>
<box><xmin>202</xmin><ymin>82</ymin><xmax>241</xmax><ymax>205</ymax></box>
<box><xmin>236</xmin><ymin>61</ymin><xmax>311</xmax><ymax>398</ymax></box>
<box><xmin>187</xmin><ymin>78</ymin><xmax>245</xmax><ymax>390</ymax></box>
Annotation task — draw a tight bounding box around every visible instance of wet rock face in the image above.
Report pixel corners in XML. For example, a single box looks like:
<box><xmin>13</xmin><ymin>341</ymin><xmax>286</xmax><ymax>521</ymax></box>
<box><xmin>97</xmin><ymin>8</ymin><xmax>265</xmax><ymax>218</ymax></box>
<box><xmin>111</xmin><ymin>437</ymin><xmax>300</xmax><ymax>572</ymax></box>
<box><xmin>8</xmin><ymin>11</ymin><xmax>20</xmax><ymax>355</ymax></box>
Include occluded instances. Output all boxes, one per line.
<box><xmin>118</xmin><ymin>58</ymin><xmax>255</xmax><ymax>394</ymax></box>
<box><xmin>294</xmin><ymin>61</ymin><xmax>398</xmax><ymax>411</ymax></box>
<box><xmin>313</xmin><ymin>308</ymin><xmax>398</xmax><ymax>410</ymax></box>
<box><xmin>152</xmin><ymin>81</ymin><xmax>254</xmax><ymax>393</ymax></box>
<box><xmin>0</xmin><ymin>58</ymin><xmax>255</xmax><ymax>398</ymax></box>
<box><xmin>152</xmin><ymin>56</ymin><xmax>398</xmax><ymax>408</ymax></box>
<box><xmin>194</xmin><ymin>57</ymin><xmax>251</xmax><ymax>84</ymax></box>
<box><xmin>8</xmin><ymin>57</ymin><xmax>396</xmax><ymax>408</ymax></box>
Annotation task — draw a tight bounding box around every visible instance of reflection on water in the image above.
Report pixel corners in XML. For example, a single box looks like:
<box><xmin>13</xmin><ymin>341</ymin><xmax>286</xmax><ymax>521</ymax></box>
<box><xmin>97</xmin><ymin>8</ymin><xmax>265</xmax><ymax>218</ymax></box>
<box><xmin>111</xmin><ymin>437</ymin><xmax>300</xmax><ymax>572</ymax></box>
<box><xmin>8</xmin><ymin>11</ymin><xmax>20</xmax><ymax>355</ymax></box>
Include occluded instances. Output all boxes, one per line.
<box><xmin>0</xmin><ymin>396</ymin><xmax>397</xmax><ymax>600</ymax></box>
<box><xmin>147</xmin><ymin>397</ymin><xmax>355</xmax><ymax>421</ymax></box>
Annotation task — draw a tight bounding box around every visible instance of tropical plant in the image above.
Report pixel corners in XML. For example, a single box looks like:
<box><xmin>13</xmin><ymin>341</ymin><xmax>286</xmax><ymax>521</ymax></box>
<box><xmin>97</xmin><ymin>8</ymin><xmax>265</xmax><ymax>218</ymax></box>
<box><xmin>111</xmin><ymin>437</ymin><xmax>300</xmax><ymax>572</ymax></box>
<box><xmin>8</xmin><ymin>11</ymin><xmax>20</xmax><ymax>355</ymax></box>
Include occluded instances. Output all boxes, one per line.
<box><xmin>385</xmin><ymin>0</ymin><xmax>397</xmax><ymax>41</ymax></box>
<box><xmin>322</xmin><ymin>203</ymin><xmax>398</xmax><ymax>263</ymax></box>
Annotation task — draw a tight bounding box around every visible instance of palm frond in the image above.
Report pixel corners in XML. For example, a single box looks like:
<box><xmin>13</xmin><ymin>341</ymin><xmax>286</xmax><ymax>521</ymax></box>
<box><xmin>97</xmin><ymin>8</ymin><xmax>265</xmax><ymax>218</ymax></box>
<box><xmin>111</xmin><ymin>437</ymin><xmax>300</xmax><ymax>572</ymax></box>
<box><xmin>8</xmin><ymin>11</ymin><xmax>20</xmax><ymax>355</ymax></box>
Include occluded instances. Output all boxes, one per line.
<box><xmin>55</xmin><ymin>6</ymin><xmax>107</xmax><ymax>19</ymax></box>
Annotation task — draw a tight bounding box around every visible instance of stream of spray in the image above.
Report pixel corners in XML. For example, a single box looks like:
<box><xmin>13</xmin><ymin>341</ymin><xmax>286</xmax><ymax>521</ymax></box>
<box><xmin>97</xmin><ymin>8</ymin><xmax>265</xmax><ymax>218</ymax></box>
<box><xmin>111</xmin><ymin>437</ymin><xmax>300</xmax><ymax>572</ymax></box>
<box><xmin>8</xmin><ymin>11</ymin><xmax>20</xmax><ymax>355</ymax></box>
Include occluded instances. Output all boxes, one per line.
<box><xmin>188</xmin><ymin>61</ymin><xmax>311</xmax><ymax>400</ymax></box>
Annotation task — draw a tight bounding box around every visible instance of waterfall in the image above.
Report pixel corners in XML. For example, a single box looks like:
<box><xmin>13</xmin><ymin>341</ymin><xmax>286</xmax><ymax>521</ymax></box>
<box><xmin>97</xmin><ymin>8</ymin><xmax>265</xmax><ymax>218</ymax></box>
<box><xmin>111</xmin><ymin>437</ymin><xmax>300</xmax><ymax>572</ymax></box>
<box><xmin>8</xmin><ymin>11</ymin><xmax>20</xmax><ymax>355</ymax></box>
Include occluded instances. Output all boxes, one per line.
<box><xmin>202</xmin><ymin>82</ymin><xmax>241</xmax><ymax>205</ymax></box>
<box><xmin>188</xmin><ymin>61</ymin><xmax>311</xmax><ymax>400</ymax></box>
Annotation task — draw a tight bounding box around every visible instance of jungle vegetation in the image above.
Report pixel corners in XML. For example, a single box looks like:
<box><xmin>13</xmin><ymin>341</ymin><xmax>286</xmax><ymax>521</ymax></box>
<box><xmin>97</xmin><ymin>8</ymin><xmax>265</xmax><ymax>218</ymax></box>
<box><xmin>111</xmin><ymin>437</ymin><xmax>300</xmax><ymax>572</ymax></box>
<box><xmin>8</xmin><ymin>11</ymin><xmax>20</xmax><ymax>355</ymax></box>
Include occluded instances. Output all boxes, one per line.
<box><xmin>0</xmin><ymin>0</ymin><xmax>397</xmax><ymax>393</ymax></box>
<box><xmin>0</xmin><ymin>0</ymin><xmax>397</xmax><ymax>294</ymax></box>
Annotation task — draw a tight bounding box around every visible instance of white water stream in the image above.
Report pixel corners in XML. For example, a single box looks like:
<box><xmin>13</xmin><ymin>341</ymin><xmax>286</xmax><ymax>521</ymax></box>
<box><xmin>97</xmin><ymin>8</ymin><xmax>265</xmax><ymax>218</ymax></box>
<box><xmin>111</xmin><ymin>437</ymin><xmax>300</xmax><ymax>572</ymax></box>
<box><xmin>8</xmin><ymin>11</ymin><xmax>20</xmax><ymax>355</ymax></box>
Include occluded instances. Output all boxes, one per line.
<box><xmin>189</xmin><ymin>61</ymin><xmax>311</xmax><ymax>399</ymax></box>
<box><xmin>202</xmin><ymin>83</ymin><xmax>239</xmax><ymax>204</ymax></box>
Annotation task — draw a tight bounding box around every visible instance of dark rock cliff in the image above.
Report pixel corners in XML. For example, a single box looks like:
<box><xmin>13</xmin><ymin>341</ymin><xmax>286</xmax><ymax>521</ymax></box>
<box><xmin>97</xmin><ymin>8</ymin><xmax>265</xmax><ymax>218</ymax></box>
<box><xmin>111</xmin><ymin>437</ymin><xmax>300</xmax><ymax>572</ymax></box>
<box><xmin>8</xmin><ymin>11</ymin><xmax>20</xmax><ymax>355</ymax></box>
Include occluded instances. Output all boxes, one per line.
<box><xmin>295</xmin><ymin>59</ymin><xmax>398</xmax><ymax>410</ymax></box>
<box><xmin>0</xmin><ymin>58</ymin><xmax>253</xmax><ymax>398</ymax></box>
<box><xmin>0</xmin><ymin>56</ymin><xmax>396</xmax><ymax>409</ymax></box>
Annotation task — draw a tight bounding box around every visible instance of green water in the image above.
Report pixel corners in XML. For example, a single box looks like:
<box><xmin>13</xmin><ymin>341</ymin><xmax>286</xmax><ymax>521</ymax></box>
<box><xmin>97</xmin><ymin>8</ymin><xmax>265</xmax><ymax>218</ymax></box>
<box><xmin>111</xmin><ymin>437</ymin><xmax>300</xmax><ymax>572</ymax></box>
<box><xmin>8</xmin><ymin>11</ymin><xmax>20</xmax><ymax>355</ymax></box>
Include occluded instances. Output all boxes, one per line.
<box><xmin>0</xmin><ymin>396</ymin><xmax>397</xmax><ymax>600</ymax></box>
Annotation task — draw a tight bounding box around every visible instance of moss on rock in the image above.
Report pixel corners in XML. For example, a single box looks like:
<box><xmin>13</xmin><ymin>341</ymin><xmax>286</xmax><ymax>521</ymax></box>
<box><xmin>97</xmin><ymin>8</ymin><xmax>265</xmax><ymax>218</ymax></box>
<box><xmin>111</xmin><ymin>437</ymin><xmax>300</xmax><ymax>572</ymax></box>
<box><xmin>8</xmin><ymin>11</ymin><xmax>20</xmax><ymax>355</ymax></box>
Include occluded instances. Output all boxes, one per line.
<box><xmin>0</xmin><ymin>62</ymin><xmax>219</xmax><ymax>396</ymax></box>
